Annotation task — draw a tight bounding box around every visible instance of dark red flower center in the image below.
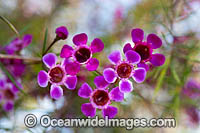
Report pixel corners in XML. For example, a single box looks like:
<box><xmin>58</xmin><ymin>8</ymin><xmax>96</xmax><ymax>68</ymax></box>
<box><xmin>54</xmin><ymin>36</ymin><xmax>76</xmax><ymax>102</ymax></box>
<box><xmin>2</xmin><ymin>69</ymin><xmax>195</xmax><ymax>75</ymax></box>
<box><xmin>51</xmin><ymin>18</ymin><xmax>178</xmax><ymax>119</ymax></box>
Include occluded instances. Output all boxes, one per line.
<box><xmin>4</xmin><ymin>89</ymin><xmax>15</xmax><ymax>100</ymax></box>
<box><xmin>92</xmin><ymin>90</ymin><xmax>109</xmax><ymax>106</ymax></box>
<box><xmin>15</xmin><ymin>42</ymin><xmax>23</xmax><ymax>50</ymax></box>
<box><xmin>75</xmin><ymin>47</ymin><xmax>91</xmax><ymax>63</ymax></box>
<box><xmin>134</xmin><ymin>44</ymin><xmax>150</xmax><ymax>61</ymax></box>
<box><xmin>49</xmin><ymin>66</ymin><xmax>64</xmax><ymax>83</ymax></box>
<box><xmin>117</xmin><ymin>63</ymin><xmax>132</xmax><ymax>78</ymax></box>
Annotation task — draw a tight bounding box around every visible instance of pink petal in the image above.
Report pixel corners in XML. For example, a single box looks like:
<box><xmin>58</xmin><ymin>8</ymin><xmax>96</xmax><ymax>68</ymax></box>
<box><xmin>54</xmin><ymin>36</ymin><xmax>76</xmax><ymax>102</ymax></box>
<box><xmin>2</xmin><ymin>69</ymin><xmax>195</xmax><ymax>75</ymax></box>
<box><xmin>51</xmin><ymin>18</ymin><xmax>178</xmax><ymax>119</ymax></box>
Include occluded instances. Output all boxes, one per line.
<box><xmin>50</xmin><ymin>85</ymin><xmax>63</xmax><ymax>100</ymax></box>
<box><xmin>103</xmin><ymin>68</ymin><xmax>117</xmax><ymax>83</ymax></box>
<box><xmin>64</xmin><ymin>76</ymin><xmax>77</xmax><ymax>90</ymax></box>
<box><xmin>72</xmin><ymin>33</ymin><xmax>88</xmax><ymax>46</ymax></box>
<box><xmin>132</xmin><ymin>68</ymin><xmax>146</xmax><ymax>83</ymax></box>
<box><xmin>90</xmin><ymin>38</ymin><xmax>104</xmax><ymax>53</ymax></box>
<box><xmin>42</xmin><ymin>53</ymin><xmax>57</xmax><ymax>68</ymax></box>
<box><xmin>102</xmin><ymin>106</ymin><xmax>118</xmax><ymax>118</ymax></box>
<box><xmin>86</xmin><ymin>58</ymin><xmax>99</xmax><ymax>71</ymax></box>
<box><xmin>108</xmin><ymin>50</ymin><xmax>121</xmax><ymax>65</ymax></box>
<box><xmin>81</xmin><ymin>103</ymin><xmax>96</xmax><ymax>117</ymax></box>
<box><xmin>37</xmin><ymin>70</ymin><xmax>48</xmax><ymax>87</ymax></box>
<box><xmin>78</xmin><ymin>83</ymin><xmax>93</xmax><ymax>98</ymax></box>
<box><xmin>150</xmin><ymin>53</ymin><xmax>165</xmax><ymax>66</ymax></box>
<box><xmin>131</xmin><ymin>28</ymin><xmax>144</xmax><ymax>43</ymax></box>
<box><xmin>147</xmin><ymin>34</ymin><xmax>162</xmax><ymax>49</ymax></box>
<box><xmin>123</xmin><ymin>43</ymin><xmax>132</xmax><ymax>54</ymax></box>
<box><xmin>60</xmin><ymin>44</ymin><xmax>73</xmax><ymax>58</ymax></box>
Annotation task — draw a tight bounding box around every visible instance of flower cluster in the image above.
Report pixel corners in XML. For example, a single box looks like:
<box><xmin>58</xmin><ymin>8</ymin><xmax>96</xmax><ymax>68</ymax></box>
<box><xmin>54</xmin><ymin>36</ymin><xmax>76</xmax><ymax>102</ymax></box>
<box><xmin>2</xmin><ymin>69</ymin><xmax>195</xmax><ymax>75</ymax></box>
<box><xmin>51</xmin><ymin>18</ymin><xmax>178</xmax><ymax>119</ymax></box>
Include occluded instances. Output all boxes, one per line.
<box><xmin>0</xmin><ymin>34</ymin><xmax>32</xmax><ymax>111</ymax></box>
<box><xmin>0</xmin><ymin>77</ymin><xmax>21</xmax><ymax>111</ymax></box>
<box><xmin>37</xmin><ymin>26</ymin><xmax>165</xmax><ymax>118</ymax></box>
<box><xmin>1</xmin><ymin>34</ymin><xmax>32</xmax><ymax>78</ymax></box>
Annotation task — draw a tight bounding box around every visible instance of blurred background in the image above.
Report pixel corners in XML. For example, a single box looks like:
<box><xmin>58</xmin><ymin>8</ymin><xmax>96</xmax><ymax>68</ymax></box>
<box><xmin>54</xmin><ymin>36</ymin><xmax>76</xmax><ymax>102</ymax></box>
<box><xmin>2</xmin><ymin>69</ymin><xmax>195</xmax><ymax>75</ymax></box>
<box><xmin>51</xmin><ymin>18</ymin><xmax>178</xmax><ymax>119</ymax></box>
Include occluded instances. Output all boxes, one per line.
<box><xmin>0</xmin><ymin>0</ymin><xmax>200</xmax><ymax>132</ymax></box>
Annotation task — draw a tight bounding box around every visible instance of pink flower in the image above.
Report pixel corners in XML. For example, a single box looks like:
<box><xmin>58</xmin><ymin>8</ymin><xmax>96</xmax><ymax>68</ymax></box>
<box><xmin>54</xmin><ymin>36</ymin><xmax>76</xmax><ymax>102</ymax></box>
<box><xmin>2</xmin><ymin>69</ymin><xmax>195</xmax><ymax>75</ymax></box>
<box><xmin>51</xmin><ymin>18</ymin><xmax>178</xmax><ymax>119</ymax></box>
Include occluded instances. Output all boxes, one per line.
<box><xmin>37</xmin><ymin>53</ymin><xmax>77</xmax><ymax>100</ymax></box>
<box><xmin>60</xmin><ymin>33</ymin><xmax>104</xmax><ymax>75</ymax></box>
<box><xmin>123</xmin><ymin>28</ymin><xmax>165</xmax><ymax>71</ymax></box>
<box><xmin>78</xmin><ymin>76</ymin><xmax>124</xmax><ymax>118</ymax></box>
<box><xmin>103</xmin><ymin>50</ymin><xmax>146</xmax><ymax>93</ymax></box>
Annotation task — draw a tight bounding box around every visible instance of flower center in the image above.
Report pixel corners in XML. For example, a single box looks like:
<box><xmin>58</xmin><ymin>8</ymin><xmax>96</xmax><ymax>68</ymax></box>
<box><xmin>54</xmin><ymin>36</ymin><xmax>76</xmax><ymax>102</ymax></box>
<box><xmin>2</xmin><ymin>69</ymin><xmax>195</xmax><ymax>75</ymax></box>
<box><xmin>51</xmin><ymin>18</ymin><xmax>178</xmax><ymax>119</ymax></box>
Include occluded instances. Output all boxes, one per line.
<box><xmin>75</xmin><ymin>47</ymin><xmax>91</xmax><ymax>63</ymax></box>
<box><xmin>92</xmin><ymin>90</ymin><xmax>109</xmax><ymax>106</ymax></box>
<box><xmin>117</xmin><ymin>63</ymin><xmax>132</xmax><ymax>78</ymax></box>
<box><xmin>134</xmin><ymin>44</ymin><xmax>150</xmax><ymax>60</ymax></box>
<box><xmin>4</xmin><ymin>89</ymin><xmax>15</xmax><ymax>100</ymax></box>
<box><xmin>15</xmin><ymin>43</ymin><xmax>23</xmax><ymax>50</ymax></box>
<box><xmin>49</xmin><ymin>67</ymin><xmax>64</xmax><ymax>83</ymax></box>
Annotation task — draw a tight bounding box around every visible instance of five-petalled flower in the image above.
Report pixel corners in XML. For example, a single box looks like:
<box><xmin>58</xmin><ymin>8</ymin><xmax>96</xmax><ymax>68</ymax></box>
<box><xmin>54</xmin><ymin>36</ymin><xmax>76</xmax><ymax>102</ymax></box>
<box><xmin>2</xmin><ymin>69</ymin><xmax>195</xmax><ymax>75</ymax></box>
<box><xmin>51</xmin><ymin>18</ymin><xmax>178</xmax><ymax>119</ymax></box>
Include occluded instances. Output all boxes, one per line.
<box><xmin>103</xmin><ymin>50</ymin><xmax>146</xmax><ymax>93</ymax></box>
<box><xmin>37</xmin><ymin>53</ymin><xmax>77</xmax><ymax>100</ymax></box>
<box><xmin>60</xmin><ymin>33</ymin><xmax>104</xmax><ymax>75</ymax></box>
<box><xmin>78</xmin><ymin>76</ymin><xmax>124</xmax><ymax>118</ymax></box>
<box><xmin>123</xmin><ymin>28</ymin><xmax>165</xmax><ymax>71</ymax></box>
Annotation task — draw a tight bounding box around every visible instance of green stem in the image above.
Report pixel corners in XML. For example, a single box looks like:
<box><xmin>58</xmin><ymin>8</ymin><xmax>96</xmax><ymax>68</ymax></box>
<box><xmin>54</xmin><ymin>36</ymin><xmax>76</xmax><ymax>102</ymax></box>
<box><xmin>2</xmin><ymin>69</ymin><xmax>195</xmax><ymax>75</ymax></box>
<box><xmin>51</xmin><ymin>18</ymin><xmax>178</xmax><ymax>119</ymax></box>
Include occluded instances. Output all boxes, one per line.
<box><xmin>0</xmin><ymin>16</ymin><xmax>20</xmax><ymax>37</ymax></box>
<box><xmin>0</xmin><ymin>62</ymin><xmax>27</xmax><ymax>96</ymax></box>
<box><xmin>42</xmin><ymin>37</ymin><xmax>59</xmax><ymax>56</ymax></box>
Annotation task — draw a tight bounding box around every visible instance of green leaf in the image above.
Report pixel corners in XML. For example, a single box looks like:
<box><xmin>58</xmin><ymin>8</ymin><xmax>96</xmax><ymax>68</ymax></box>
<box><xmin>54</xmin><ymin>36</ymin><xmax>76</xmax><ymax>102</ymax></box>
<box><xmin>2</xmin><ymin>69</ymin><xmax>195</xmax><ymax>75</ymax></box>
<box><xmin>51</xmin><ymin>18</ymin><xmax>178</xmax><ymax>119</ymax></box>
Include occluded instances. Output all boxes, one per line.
<box><xmin>170</xmin><ymin>65</ymin><xmax>181</xmax><ymax>84</ymax></box>
<box><xmin>42</xmin><ymin>28</ymin><xmax>48</xmax><ymax>56</ymax></box>
<box><xmin>0</xmin><ymin>62</ymin><xmax>27</xmax><ymax>96</ymax></box>
<box><xmin>152</xmin><ymin>56</ymin><xmax>171</xmax><ymax>102</ymax></box>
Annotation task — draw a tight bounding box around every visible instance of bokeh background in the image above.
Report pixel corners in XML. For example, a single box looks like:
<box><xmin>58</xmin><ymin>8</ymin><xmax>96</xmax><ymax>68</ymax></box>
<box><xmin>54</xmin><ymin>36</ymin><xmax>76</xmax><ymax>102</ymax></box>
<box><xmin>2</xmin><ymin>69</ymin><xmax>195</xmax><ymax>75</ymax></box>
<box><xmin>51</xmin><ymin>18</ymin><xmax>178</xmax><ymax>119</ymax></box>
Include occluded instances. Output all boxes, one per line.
<box><xmin>0</xmin><ymin>0</ymin><xmax>200</xmax><ymax>133</ymax></box>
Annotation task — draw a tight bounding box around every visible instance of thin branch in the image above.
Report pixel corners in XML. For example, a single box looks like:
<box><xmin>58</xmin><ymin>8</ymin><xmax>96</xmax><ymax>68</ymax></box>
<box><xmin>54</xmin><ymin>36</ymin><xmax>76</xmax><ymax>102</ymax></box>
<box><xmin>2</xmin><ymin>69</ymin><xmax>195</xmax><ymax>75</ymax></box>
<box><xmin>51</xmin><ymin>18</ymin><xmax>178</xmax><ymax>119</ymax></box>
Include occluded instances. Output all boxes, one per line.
<box><xmin>42</xmin><ymin>38</ymin><xmax>59</xmax><ymax>56</ymax></box>
<box><xmin>0</xmin><ymin>54</ymin><xmax>41</xmax><ymax>62</ymax></box>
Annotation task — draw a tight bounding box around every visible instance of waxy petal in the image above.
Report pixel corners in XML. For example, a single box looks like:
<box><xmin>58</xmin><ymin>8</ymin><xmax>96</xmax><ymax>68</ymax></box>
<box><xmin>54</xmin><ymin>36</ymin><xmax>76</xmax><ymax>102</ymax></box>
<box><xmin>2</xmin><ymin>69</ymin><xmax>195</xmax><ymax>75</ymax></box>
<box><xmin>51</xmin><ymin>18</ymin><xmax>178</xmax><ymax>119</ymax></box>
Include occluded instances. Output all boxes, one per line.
<box><xmin>123</xmin><ymin>43</ymin><xmax>132</xmax><ymax>54</ymax></box>
<box><xmin>64</xmin><ymin>76</ymin><xmax>77</xmax><ymax>90</ymax></box>
<box><xmin>65</xmin><ymin>61</ymin><xmax>80</xmax><ymax>75</ymax></box>
<box><xmin>60</xmin><ymin>44</ymin><xmax>73</xmax><ymax>58</ymax></box>
<box><xmin>43</xmin><ymin>53</ymin><xmax>57</xmax><ymax>68</ymax></box>
<box><xmin>125</xmin><ymin>50</ymin><xmax>141</xmax><ymax>64</ymax></box>
<box><xmin>37</xmin><ymin>70</ymin><xmax>48</xmax><ymax>87</ymax></box>
<box><xmin>78</xmin><ymin>83</ymin><xmax>93</xmax><ymax>98</ymax></box>
<box><xmin>102</xmin><ymin>106</ymin><xmax>118</xmax><ymax>119</ymax></box>
<box><xmin>119</xmin><ymin>80</ymin><xmax>133</xmax><ymax>93</ymax></box>
<box><xmin>133</xmin><ymin>68</ymin><xmax>146</xmax><ymax>83</ymax></box>
<box><xmin>90</xmin><ymin>38</ymin><xmax>104</xmax><ymax>53</ymax></box>
<box><xmin>86</xmin><ymin>58</ymin><xmax>99</xmax><ymax>71</ymax></box>
<box><xmin>73</xmin><ymin>33</ymin><xmax>88</xmax><ymax>46</ymax></box>
<box><xmin>150</xmin><ymin>53</ymin><xmax>165</xmax><ymax>66</ymax></box>
<box><xmin>131</xmin><ymin>28</ymin><xmax>144</xmax><ymax>43</ymax></box>
<box><xmin>50</xmin><ymin>85</ymin><xmax>63</xmax><ymax>100</ymax></box>
<box><xmin>81</xmin><ymin>103</ymin><xmax>96</xmax><ymax>117</ymax></box>
<box><xmin>23</xmin><ymin>34</ymin><xmax>32</xmax><ymax>47</ymax></box>
<box><xmin>103</xmin><ymin>68</ymin><xmax>117</xmax><ymax>83</ymax></box>
<box><xmin>108</xmin><ymin>50</ymin><xmax>121</xmax><ymax>65</ymax></box>
<box><xmin>94</xmin><ymin>76</ymin><xmax>109</xmax><ymax>88</ymax></box>
<box><xmin>110</xmin><ymin>87</ymin><xmax>124</xmax><ymax>102</ymax></box>
<box><xmin>147</xmin><ymin>34</ymin><xmax>162</xmax><ymax>49</ymax></box>
<box><xmin>137</xmin><ymin>62</ymin><xmax>149</xmax><ymax>71</ymax></box>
